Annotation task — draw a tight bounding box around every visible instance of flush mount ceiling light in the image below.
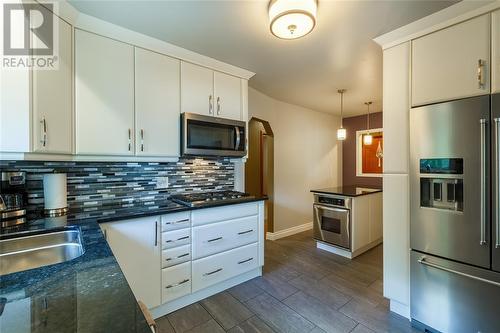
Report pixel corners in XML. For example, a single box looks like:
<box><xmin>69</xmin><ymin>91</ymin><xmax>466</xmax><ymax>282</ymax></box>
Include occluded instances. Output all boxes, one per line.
<box><xmin>269</xmin><ymin>0</ymin><xmax>318</xmax><ymax>40</ymax></box>
<box><xmin>364</xmin><ymin>101</ymin><xmax>373</xmax><ymax>145</ymax></box>
<box><xmin>337</xmin><ymin>89</ymin><xmax>347</xmax><ymax>141</ymax></box>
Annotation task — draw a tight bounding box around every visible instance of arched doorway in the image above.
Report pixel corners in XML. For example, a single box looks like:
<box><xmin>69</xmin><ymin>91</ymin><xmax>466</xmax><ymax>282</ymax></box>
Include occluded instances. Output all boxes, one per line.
<box><xmin>245</xmin><ymin>117</ymin><xmax>274</xmax><ymax>235</ymax></box>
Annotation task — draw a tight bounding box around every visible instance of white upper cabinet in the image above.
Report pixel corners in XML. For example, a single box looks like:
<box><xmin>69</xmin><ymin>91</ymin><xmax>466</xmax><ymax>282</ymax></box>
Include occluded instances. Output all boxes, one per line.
<box><xmin>493</xmin><ymin>10</ymin><xmax>500</xmax><ymax>93</ymax></box>
<box><xmin>101</xmin><ymin>217</ymin><xmax>161</xmax><ymax>309</ymax></box>
<box><xmin>135</xmin><ymin>48</ymin><xmax>180</xmax><ymax>157</ymax></box>
<box><xmin>214</xmin><ymin>72</ymin><xmax>242</xmax><ymax>120</ymax></box>
<box><xmin>181</xmin><ymin>62</ymin><xmax>214</xmax><ymax>117</ymax></box>
<box><xmin>32</xmin><ymin>10</ymin><xmax>72</xmax><ymax>154</ymax></box>
<box><xmin>411</xmin><ymin>14</ymin><xmax>490</xmax><ymax>106</ymax></box>
<box><xmin>75</xmin><ymin>29</ymin><xmax>135</xmax><ymax>155</ymax></box>
<box><xmin>383</xmin><ymin>42</ymin><xmax>410</xmax><ymax>174</ymax></box>
<box><xmin>181</xmin><ymin>61</ymin><xmax>243</xmax><ymax>120</ymax></box>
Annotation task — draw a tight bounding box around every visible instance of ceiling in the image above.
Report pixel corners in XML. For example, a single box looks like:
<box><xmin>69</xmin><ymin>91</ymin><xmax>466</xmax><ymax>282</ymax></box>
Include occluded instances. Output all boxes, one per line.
<box><xmin>69</xmin><ymin>0</ymin><xmax>459</xmax><ymax>117</ymax></box>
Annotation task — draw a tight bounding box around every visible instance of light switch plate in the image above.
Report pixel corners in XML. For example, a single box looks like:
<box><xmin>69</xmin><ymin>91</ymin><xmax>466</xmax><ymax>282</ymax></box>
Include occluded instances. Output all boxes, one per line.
<box><xmin>156</xmin><ymin>177</ymin><xmax>169</xmax><ymax>189</ymax></box>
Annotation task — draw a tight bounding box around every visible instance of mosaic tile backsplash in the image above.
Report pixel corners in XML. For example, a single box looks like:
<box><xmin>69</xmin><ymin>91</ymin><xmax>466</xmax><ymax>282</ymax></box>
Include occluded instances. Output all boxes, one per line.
<box><xmin>0</xmin><ymin>157</ymin><xmax>234</xmax><ymax>220</ymax></box>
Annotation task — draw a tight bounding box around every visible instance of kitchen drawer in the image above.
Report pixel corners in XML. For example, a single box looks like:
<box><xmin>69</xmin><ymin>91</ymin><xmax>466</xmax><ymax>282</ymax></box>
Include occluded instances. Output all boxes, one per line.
<box><xmin>162</xmin><ymin>244</ymin><xmax>191</xmax><ymax>268</ymax></box>
<box><xmin>192</xmin><ymin>243</ymin><xmax>259</xmax><ymax>292</ymax></box>
<box><xmin>162</xmin><ymin>262</ymin><xmax>191</xmax><ymax>304</ymax></box>
<box><xmin>161</xmin><ymin>212</ymin><xmax>190</xmax><ymax>231</ymax></box>
<box><xmin>162</xmin><ymin>228</ymin><xmax>190</xmax><ymax>249</ymax></box>
<box><xmin>192</xmin><ymin>215</ymin><xmax>258</xmax><ymax>259</ymax></box>
<box><xmin>192</xmin><ymin>202</ymin><xmax>258</xmax><ymax>226</ymax></box>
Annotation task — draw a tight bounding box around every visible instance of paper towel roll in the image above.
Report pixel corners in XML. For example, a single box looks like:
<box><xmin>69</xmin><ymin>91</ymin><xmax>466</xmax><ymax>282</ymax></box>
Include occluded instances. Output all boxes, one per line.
<box><xmin>43</xmin><ymin>173</ymin><xmax>67</xmax><ymax>211</ymax></box>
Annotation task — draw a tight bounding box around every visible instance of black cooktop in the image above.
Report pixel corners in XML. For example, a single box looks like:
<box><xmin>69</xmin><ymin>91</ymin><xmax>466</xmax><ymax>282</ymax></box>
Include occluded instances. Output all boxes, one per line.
<box><xmin>170</xmin><ymin>190</ymin><xmax>255</xmax><ymax>207</ymax></box>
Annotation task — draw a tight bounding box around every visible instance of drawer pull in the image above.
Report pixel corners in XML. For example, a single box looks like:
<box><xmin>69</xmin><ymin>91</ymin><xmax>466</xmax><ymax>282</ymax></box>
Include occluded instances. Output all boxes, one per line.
<box><xmin>207</xmin><ymin>237</ymin><xmax>223</xmax><ymax>243</ymax></box>
<box><xmin>165</xmin><ymin>279</ymin><xmax>190</xmax><ymax>289</ymax></box>
<box><xmin>165</xmin><ymin>253</ymin><xmax>190</xmax><ymax>261</ymax></box>
<box><xmin>166</xmin><ymin>236</ymin><xmax>190</xmax><ymax>243</ymax></box>
<box><xmin>238</xmin><ymin>257</ymin><xmax>254</xmax><ymax>265</ymax></box>
<box><xmin>165</xmin><ymin>219</ymin><xmax>190</xmax><ymax>225</ymax></box>
<box><xmin>203</xmin><ymin>268</ymin><xmax>223</xmax><ymax>276</ymax></box>
<box><xmin>238</xmin><ymin>229</ymin><xmax>254</xmax><ymax>235</ymax></box>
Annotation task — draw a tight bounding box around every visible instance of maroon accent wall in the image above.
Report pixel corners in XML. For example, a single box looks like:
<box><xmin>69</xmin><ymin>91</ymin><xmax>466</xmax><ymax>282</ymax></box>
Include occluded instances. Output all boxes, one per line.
<box><xmin>342</xmin><ymin>112</ymin><xmax>383</xmax><ymax>188</ymax></box>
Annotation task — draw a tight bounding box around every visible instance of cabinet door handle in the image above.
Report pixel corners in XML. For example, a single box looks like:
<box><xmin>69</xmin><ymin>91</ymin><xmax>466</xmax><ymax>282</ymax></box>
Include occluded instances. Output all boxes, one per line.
<box><xmin>154</xmin><ymin>221</ymin><xmax>158</xmax><ymax>247</ymax></box>
<box><xmin>140</xmin><ymin>129</ymin><xmax>144</xmax><ymax>152</ymax></box>
<box><xmin>165</xmin><ymin>235</ymin><xmax>189</xmax><ymax>243</ymax></box>
<box><xmin>238</xmin><ymin>257</ymin><xmax>254</xmax><ymax>265</ymax></box>
<box><xmin>209</xmin><ymin>95</ymin><xmax>213</xmax><ymax>114</ymax></box>
<box><xmin>40</xmin><ymin>118</ymin><xmax>47</xmax><ymax>147</ymax></box>
<box><xmin>477</xmin><ymin>59</ymin><xmax>485</xmax><ymax>89</ymax></box>
<box><xmin>203</xmin><ymin>268</ymin><xmax>223</xmax><ymax>276</ymax></box>
<box><xmin>103</xmin><ymin>229</ymin><xmax>107</xmax><ymax>240</ymax></box>
<box><xmin>165</xmin><ymin>279</ymin><xmax>190</xmax><ymax>289</ymax></box>
<box><xmin>128</xmin><ymin>128</ymin><xmax>132</xmax><ymax>151</ymax></box>
<box><xmin>165</xmin><ymin>219</ymin><xmax>190</xmax><ymax>225</ymax></box>
<box><xmin>216</xmin><ymin>96</ymin><xmax>221</xmax><ymax>115</ymax></box>
<box><xmin>207</xmin><ymin>236</ymin><xmax>223</xmax><ymax>243</ymax></box>
<box><xmin>238</xmin><ymin>229</ymin><xmax>253</xmax><ymax>235</ymax></box>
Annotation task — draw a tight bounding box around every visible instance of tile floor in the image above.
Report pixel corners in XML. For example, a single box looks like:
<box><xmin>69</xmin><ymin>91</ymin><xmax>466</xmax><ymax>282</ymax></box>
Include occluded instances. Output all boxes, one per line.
<box><xmin>156</xmin><ymin>230</ymin><xmax>417</xmax><ymax>333</ymax></box>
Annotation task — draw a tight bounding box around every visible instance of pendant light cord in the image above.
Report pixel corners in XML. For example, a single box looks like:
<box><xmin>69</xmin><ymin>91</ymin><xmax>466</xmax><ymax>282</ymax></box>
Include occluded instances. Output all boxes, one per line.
<box><xmin>365</xmin><ymin>101</ymin><xmax>372</xmax><ymax>131</ymax></box>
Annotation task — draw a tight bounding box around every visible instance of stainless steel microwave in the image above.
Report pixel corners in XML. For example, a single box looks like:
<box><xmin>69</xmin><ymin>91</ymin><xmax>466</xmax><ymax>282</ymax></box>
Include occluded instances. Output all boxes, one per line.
<box><xmin>181</xmin><ymin>113</ymin><xmax>246</xmax><ymax>157</ymax></box>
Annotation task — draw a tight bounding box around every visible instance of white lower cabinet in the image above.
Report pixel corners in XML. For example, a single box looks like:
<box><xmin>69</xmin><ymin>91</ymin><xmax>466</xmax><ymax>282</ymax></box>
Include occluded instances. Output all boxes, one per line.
<box><xmin>102</xmin><ymin>202</ymin><xmax>264</xmax><ymax>313</ymax></box>
<box><xmin>162</xmin><ymin>244</ymin><xmax>191</xmax><ymax>268</ymax></box>
<box><xmin>162</xmin><ymin>262</ymin><xmax>192</xmax><ymax>303</ymax></box>
<box><xmin>100</xmin><ymin>216</ymin><xmax>161</xmax><ymax>309</ymax></box>
<box><xmin>192</xmin><ymin>215</ymin><xmax>258</xmax><ymax>259</ymax></box>
<box><xmin>192</xmin><ymin>243</ymin><xmax>259</xmax><ymax>292</ymax></box>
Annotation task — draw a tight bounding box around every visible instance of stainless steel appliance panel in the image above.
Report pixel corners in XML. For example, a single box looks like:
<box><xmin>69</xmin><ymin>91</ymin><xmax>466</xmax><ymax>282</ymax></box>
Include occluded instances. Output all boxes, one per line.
<box><xmin>493</xmin><ymin>93</ymin><xmax>500</xmax><ymax>272</ymax></box>
<box><xmin>410</xmin><ymin>96</ymin><xmax>490</xmax><ymax>268</ymax></box>
<box><xmin>313</xmin><ymin>197</ymin><xmax>351</xmax><ymax>249</ymax></box>
<box><xmin>411</xmin><ymin>250</ymin><xmax>500</xmax><ymax>333</ymax></box>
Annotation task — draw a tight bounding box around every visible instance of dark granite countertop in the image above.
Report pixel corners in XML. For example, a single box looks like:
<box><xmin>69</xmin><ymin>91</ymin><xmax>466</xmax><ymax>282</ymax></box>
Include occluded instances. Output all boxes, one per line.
<box><xmin>0</xmin><ymin>197</ymin><xmax>267</xmax><ymax>333</ymax></box>
<box><xmin>311</xmin><ymin>186</ymin><xmax>382</xmax><ymax>197</ymax></box>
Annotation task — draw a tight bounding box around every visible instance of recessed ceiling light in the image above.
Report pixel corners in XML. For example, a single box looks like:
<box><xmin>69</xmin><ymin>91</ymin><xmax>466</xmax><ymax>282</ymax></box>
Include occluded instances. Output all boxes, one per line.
<box><xmin>269</xmin><ymin>0</ymin><xmax>317</xmax><ymax>40</ymax></box>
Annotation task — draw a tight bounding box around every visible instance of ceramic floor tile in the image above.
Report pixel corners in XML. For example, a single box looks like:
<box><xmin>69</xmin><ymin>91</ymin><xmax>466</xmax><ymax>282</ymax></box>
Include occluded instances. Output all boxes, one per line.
<box><xmin>289</xmin><ymin>274</ymin><xmax>351</xmax><ymax>309</ymax></box>
<box><xmin>283</xmin><ymin>291</ymin><xmax>357</xmax><ymax>333</ymax></box>
<box><xmin>227</xmin><ymin>316</ymin><xmax>275</xmax><ymax>333</ymax></box>
<box><xmin>245</xmin><ymin>293</ymin><xmax>315</xmax><ymax>333</ymax></box>
<box><xmin>167</xmin><ymin>303</ymin><xmax>212</xmax><ymax>333</ymax></box>
<box><xmin>200</xmin><ymin>291</ymin><xmax>253</xmax><ymax>330</ymax></box>
<box><xmin>185</xmin><ymin>319</ymin><xmax>225</xmax><ymax>333</ymax></box>
<box><xmin>228</xmin><ymin>278</ymin><xmax>265</xmax><ymax>303</ymax></box>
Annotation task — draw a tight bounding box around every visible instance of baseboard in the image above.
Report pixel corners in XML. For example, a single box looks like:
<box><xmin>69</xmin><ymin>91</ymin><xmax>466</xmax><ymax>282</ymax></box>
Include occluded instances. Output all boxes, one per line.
<box><xmin>150</xmin><ymin>267</ymin><xmax>262</xmax><ymax>318</ymax></box>
<box><xmin>316</xmin><ymin>238</ymin><xmax>382</xmax><ymax>259</ymax></box>
<box><xmin>266</xmin><ymin>222</ymin><xmax>313</xmax><ymax>240</ymax></box>
<box><xmin>390</xmin><ymin>299</ymin><xmax>410</xmax><ymax>319</ymax></box>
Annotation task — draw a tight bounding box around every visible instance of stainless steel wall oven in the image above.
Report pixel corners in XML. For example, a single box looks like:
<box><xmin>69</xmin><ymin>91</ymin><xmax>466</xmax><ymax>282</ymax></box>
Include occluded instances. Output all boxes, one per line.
<box><xmin>313</xmin><ymin>194</ymin><xmax>351</xmax><ymax>249</ymax></box>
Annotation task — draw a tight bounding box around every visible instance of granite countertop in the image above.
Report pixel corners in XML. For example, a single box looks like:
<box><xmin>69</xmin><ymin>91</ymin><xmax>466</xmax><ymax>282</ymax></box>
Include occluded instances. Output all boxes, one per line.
<box><xmin>0</xmin><ymin>196</ymin><xmax>267</xmax><ymax>333</ymax></box>
<box><xmin>311</xmin><ymin>186</ymin><xmax>382</xmax><ymax>197</ymax></box>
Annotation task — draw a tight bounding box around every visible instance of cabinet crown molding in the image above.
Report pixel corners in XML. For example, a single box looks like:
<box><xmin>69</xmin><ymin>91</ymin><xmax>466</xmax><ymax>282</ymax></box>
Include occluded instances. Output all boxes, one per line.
<box><xmin>374</xmin><ymin>0</ymin><xmax>500</xmax><ymax>50</ymax></box>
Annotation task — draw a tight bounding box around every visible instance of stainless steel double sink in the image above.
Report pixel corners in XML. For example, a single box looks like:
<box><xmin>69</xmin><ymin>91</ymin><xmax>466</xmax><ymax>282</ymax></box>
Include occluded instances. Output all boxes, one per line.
<box><xmin>0</xmin><ymin>228</ymin><xmax>84</xmax><ymax>276</ymax></box>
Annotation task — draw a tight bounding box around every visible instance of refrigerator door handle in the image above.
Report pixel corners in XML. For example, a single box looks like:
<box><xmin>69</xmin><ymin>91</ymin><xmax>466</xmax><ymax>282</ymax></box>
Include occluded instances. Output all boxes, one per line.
<box><xmin>480</xmin><ymin>119</ymin><xmax>487</xmax><ymax>246</ymax></box>
<box><xmin>418</xmin><ymin>256</ymin><xmax>500</xmax><ymax>287</ymax></box>
<box><xmin>495</xmin><ymin>117</ymin><xmax>500</xmax><ymax>249</ymax></box>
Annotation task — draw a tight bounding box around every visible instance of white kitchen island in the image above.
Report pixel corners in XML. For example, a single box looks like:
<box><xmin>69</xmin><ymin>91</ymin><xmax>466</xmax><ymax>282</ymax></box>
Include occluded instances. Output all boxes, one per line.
<box><xmin>311</xmin><ymin>186</ymin><xmax>383</xmax><ymax>259</ymax></box>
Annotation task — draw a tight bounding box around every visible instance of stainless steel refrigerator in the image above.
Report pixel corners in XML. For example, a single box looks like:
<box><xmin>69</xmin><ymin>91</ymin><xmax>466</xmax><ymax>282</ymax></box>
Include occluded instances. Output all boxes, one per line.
<box><xmin>409</xmin><ymin>94</ymin><xmax>500</xmax><ymax>333</ymax></box>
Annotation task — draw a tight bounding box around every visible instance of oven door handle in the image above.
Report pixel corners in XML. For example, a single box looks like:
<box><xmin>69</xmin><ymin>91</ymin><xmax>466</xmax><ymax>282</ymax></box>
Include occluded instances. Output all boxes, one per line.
<box><xmin>313</xmin><ymin>204</ymin><xmax>349</xmax><ymax>213</ymax></box>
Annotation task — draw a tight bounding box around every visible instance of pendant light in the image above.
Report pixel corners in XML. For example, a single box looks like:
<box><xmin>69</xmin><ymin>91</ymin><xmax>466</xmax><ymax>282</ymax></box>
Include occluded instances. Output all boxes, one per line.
<box><xmin>269</xmin><ymin>0</ymin><xmax>317</xmax><ymax>40</ymax></box>
<box><xmin>363</xmin><ymin>101</ymin><xmax>373</xmax><ymax>145</ymax></box>
<box><xmin>337</xmin><ymin>89</ymin><xmax>347</xmax><ymax>141</ymax></box>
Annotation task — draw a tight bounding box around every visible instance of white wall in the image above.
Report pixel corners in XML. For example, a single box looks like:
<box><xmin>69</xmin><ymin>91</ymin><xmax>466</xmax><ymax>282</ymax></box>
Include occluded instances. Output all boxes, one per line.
<box><xmin>247</xmin><ymin>87</ymin><xmax>342</xmax><ymax>232</ymax></box>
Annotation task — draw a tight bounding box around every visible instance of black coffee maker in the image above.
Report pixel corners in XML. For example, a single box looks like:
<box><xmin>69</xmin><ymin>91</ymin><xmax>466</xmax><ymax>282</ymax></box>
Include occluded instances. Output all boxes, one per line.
<box><xmin>0</xmin><ymin>171</ymin><xmax>27</xmax><ymax>227</ymax></box>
